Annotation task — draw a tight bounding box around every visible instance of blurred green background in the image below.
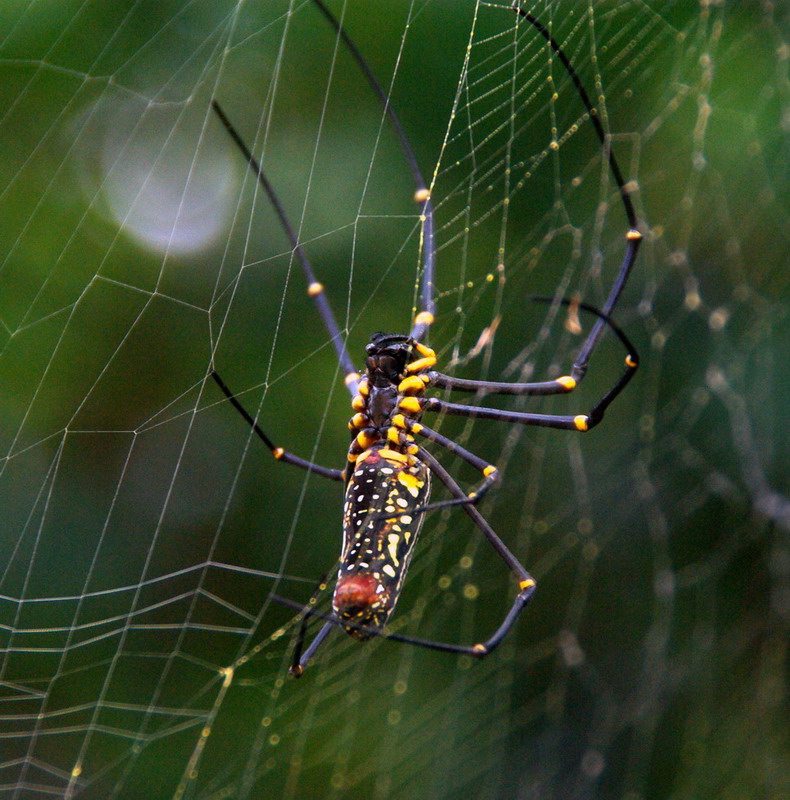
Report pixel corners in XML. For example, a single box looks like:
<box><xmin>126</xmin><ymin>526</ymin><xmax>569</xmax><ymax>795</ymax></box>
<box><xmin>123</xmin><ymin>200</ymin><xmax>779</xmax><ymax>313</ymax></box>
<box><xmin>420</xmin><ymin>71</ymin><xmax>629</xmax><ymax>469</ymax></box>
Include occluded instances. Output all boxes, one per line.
<box><xmin>0</xmin><ymin>1</ymin><xmax>787</xmax><ymax>798</ymax></box>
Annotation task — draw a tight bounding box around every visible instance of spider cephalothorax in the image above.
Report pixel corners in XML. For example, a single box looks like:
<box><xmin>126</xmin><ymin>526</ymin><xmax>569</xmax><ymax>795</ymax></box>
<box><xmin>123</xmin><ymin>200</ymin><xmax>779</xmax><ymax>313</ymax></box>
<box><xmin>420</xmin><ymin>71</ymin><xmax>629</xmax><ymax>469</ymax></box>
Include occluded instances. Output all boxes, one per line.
<box><xmin>348</xmin><ymin>334</ymin><xmax>435</xmax><ymax>436</ymax></box>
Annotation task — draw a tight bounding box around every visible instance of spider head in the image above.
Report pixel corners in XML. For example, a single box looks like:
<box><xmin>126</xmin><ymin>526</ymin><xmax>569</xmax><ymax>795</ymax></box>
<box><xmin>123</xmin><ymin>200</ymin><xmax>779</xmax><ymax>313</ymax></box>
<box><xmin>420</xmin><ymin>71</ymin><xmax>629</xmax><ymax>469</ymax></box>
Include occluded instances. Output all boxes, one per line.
<box><xmin>365</xmin><ymin>333</ymin><xmax>419</xmax><ymax>383</ymax></box>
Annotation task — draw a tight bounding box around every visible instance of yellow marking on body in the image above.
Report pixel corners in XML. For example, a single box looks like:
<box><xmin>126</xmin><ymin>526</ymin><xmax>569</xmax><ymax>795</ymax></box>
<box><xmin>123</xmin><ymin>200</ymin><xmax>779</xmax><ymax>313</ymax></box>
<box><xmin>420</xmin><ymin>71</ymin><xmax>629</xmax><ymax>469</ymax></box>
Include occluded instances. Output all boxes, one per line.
<box><xmin>387</xmin><ymin>427</ymin><xmax>401</xmax><ymax>445</ymax></box>
<box><xmin>414</xmin><ymin>188</ymin><xmax>430</xmax><ymax>203</ymax></box>
<box><xmin>387</xmin><ymin>534</ymin><xmax>401</xmax><ymax>566</ymax></box>
<box><xmin>383</xmin><ymin>564</ymin><xmax>397</xmax><ymax>578</ymax></box>
<box><xmin>358</xmin><ymin>379</ymin><xmax>369</xmax><ymax>396</ymax></box>
<box><xmin>398</xmin><ymin>397</ymin><xmax>422</xmax><ymax>415</ymax></box>
<box><xmin>626</xmin><ymin>229</ymin><xmax>642</xmax><ymax>241</ymax></box>
<box><xmin>483</xmin><ymin>465</ymin><xmax>497</xmax><ymax>478</ymax></box>
<box><xmin>307</xmin><ymin>282</ymin><xmax>324</xmax><ymax>296</ymax></box>
<box><xmin>626</xmin><ymin>355</ymin><xmax>638</xmax><ymax>368</ymax></box>
<box><xmin>407</xmin><ymin>444</ymin><xmax>419</xmax><ymax>455</ymax></box>
<box><xmin>344</xmin><ymin>371</ymin><xmax>361</xmax><ymax>386</ymax></box>
<box><xmin>519</xmin><ymin>578</ymin><xmax>537</xmax><ymax>590</ymax></box>
<box><xmin>413</xmin><ymin>310</ymin><xmax>434</xmax><ymax>325</ymax></box>
<box><xmin>557</xmin><ymin>375</ymin><xmax>576</xmax><ymax>390</ymax></box>
<box><xmin>273</xmin><ymin>447</ymin><xmax>284</xmax><ymax>459</ymax></box>
<box><xmin>398</xmin><ymin>375</ymin><xmax>426</xmax><ymax>395</ymax></box>
<box><xmin>397</xmin><ymin>471</ymin><xmax>422</xmax><ymax>497</ymax></box>
<box><xmin>378</xmin><ymin>448</ymin><xmax>409</xmax><ymax>463</ymax></box>
<box><xmin>574</xmin><ymin>415</ymin><xmax>589</xmax><ymax>432</ymax></box>
<box><xmin>355</xmin><ymin>431</ymin><xmax>378</xmax><ymax>450</ymax></box>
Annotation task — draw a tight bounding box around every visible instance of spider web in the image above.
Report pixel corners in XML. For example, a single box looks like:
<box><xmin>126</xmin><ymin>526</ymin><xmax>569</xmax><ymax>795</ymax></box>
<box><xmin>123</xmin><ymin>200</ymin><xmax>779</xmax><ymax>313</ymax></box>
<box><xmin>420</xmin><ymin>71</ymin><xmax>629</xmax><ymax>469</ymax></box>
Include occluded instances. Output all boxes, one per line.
<box><xmin>0</xmin><ymin>1</ymin><xmax>788</xmax><ymax>797</ymax></box>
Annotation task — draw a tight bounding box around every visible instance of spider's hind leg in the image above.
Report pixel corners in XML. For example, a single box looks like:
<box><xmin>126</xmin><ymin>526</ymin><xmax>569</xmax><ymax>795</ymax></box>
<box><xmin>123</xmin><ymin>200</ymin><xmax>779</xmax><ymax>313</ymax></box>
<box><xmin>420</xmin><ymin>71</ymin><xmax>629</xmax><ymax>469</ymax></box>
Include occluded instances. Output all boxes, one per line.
<box><xmin>211</xmin><ymin>371</ymin><xmax>344</xmax><ymax>481</ymax></box>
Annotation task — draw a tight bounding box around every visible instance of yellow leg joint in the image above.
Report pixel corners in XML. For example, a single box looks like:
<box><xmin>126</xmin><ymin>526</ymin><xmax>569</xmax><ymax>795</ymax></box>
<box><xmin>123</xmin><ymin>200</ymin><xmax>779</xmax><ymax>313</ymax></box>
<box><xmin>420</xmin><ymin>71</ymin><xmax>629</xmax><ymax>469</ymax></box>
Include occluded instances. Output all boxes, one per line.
<box><xmin>344</xmin><ymin>371</ymin><xmax>361</xmax><ymax>386</ymax></box>
<box><xmin>519</xmin><ymin>578</ymin><xmax>536</xmax><ymax>590</ymax></box>
<box><xmin>414</xmin><ymin>342</ymin><xmax>436</xmax><ymax>359</ymax></box>
<box><xmin>483</xmin><ymin>465</ymin><xmax>497</xmax><ymax>478</ymax></box>
<box><xmin>272</xmin><ymin>447</ymin><xmax>284</xmax><ymax>460</ymax></box>
<box><xmin>626</xmin><ymin>355</ymin><xmax>638</xmax><ymax>368</ymax></box>
<box><xmin>307</xmin><ymin>282</ymin><xmax>324</xmax><ymax>296</ymax></box>
<box><xmin>398</xmin><ymin>375</ymin><xmax>426</xmax><ymax>395</ymax></box>
<box><xmin>355</xmin><ymin>431</ymin><xmax>378</xmax><ymax>450</ymax></box>
<box><xmin>406</xmin><ymin>357</ymin><xmax>436</xmax><ymax>373</ymax></box>
<box><xmin>574</xmin><ymin>415</ymin><xmax>589</xmax><ymax>432</ymax></box>
<box><xmin>392</xmin><ymin>414</ymin><xmax>421</xmax><ymax>432</ymax></box>
<box><xmin>626</xmin><ymin>229</ymin><xmax>642</xmax><ymax>241</ymax></box>
<box><xmin>398</xmin><ymin>396</ymin><xmax>422</xmax><ymax>415</ymax></box>
<box><xmin>557</xmin><ymin>375</ymin><xmax>576</xmax><ymax>390</ymax></box>
<box><xmin>413</xmin><ymin>310</ymin><xmax>434</xmax><ymax>326</ymax></box>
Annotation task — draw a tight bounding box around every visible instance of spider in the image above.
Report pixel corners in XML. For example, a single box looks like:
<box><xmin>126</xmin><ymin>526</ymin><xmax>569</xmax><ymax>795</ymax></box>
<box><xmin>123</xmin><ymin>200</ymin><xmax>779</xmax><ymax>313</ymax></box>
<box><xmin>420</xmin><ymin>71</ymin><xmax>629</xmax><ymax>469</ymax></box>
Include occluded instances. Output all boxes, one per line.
<box><xmin>210</xmin><ymin>1</ymin><xmax>641</xmax><ymax>676</ymax></box>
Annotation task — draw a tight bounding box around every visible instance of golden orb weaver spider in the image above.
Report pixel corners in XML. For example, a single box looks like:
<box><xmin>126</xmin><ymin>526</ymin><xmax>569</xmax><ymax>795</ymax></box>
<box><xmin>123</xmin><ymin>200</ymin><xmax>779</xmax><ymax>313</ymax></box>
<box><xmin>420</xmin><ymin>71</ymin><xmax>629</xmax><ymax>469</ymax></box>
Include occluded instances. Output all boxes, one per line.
<box><xmin>211</xmin><ymin>1</ymin><xmax>642</xmax><ymax>676</ymax></box>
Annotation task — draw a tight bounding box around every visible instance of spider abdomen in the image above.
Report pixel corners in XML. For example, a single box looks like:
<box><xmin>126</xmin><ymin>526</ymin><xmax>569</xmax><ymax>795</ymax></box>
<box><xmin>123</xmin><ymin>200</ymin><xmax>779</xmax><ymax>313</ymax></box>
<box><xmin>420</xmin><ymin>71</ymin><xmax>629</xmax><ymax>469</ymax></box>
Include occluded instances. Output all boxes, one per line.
<box><xmin>335</xmin><ymin>445</ymin><xmax>430</xmax><ymax>639</ymax></box>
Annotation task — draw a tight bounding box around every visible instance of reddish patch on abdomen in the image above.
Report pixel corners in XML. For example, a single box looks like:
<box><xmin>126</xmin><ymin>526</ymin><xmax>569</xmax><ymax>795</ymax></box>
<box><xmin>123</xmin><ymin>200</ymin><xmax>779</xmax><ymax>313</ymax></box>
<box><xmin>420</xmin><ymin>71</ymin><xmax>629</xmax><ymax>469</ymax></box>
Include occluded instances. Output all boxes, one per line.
<box><xmin>334</xmin><ymin>574</ymin><xmax>378</xmax><ymax>618</ymax></box>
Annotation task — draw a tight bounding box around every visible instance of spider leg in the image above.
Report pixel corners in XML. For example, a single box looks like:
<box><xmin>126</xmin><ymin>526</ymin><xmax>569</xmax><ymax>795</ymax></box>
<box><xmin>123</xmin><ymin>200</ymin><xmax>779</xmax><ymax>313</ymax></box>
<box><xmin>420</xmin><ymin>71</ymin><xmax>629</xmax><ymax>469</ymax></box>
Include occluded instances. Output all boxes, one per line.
<box><xmin>390</xmin><ymin>444</ymin><xmax>536</xmax><ymax>658</ymax></box>
<box><xmin>275</xmin><ymin>591</ymin><xmax>532</xmax><ymax>661</ymax></box>
<box><xmin>289</xmin><ymin>621</ymin><xmax>334</xmax><ymax>678</ymax></box>
<box><xmin>211</xmin><ymin>101</ymin><xmax>360</xmax><ymax>396</ymax></box>
<box><xmin>512</xmin><ymin>5</ymin><xmax>642</xmax><ymax>377</ymax></box>
<box><xmin>310</xmin><ymin>0</ymin><xmax>435</xmax><ymax>344</ymax></box>
<box><xmin>212</xmin><ymin>0</ymin><xmax>438</xmax><ymax>388</ymax></box>
<box><xmin>423</xmin><ymin>345</ymin><xmax>638</xmax><ymax>433</ymax></box>
<box><xmin>212</xmin><ymin>371</ymin><xmax>343</xmax><ymax>481</ymax></box>
<box><xmin>429</xmin><ymin>298</ymin><xmax>638</xmax><ymax>398</ymax></box>
<box><xmin>380</xmin><ymin>420</ymin><xmax>499</xmax><ymax>519</ymax></box>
